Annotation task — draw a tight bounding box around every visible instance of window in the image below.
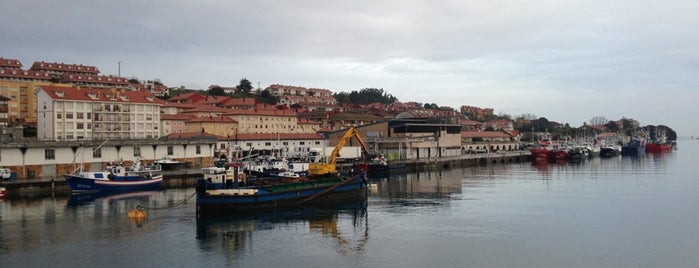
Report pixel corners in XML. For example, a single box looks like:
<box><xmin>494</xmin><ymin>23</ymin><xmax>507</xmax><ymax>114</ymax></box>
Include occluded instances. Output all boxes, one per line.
<box><xmin>66</xmin><ymin>112</ymin><xmax>73</xmax><ymax>119</ymax></box>
<box><xmin>57</xmin><ymin>113</ymin><xmax>62</xmax><ymax>119</ymax></box>
<box><xmin>300</xmin><ymin>142</ymin><xmax>305</xmax><ymax>145</ymax></box>
<box><xmin>167</xmin><ymin>146</ymin><xmax>173</xmax><ymax>155</ymax></box>
<box><xmin>45</xmin><ymin>149</ymin><xmax>55</xmax><ymax>160</ymax></box>
<box><xmin>77</xmin><ymin>112</ymin><xmax>84</xmax><ymax>119</ymax></box>
<box><xmin>283</xmin><ymin>142</ymin><xmax>289</xmax><ymax>145</ymax></box>
<box><xmin>265</xmin><ymin>142</ymin><xmax>271</xmax><ymax>146</ymax></box>
<box><xmin>134</xmin><ymin>147</ymin><xmax>141</xmax><ymax>157</ymax></box>
<box><xmin>196</xmin><ymin>145</ymin><xmax>201</xmax><ymax>154</ymax></box>
<box><xmin>93</xmin><ymin>147</ymin><xmax>102</xmax><ymax>158</ymax></box>
<box><xmin>77</xmin><ymin>123</ymin><xmax>84</xmax><ymax>129</ymax></box>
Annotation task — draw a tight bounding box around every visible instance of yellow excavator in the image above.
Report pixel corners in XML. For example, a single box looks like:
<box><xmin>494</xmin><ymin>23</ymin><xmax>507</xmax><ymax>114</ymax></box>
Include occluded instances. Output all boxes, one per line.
<box><xmin>308</xmin><ymin>127</ymin><xmax>369</xmax><ymax>176</ymax></box>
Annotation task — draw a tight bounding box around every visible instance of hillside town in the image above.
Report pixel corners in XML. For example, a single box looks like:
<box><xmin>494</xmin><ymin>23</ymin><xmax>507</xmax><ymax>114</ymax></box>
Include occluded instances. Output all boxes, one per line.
<box><xmin>0</xmin><ymin>56</ymin><xmax>672</xmax><ymax>179</ymax></box>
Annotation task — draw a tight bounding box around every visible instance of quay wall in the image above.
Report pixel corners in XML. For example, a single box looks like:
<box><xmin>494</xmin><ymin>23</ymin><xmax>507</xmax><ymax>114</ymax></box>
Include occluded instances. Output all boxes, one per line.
<box><xmin>2</xmin><ymin>151</ymin><xmax>532</xmax><ymax>199</ymax></box>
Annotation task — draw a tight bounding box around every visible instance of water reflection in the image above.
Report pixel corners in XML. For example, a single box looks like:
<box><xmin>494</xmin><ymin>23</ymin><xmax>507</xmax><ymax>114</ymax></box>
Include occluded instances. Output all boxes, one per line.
<box><xmin>196</xmin><ymin>201</ymin><xmax>368</xmax><ymax>258</ymax></box>
<box><xmin>369</xmin><ymin>169</ymin><xmax>462</xmax><ymax>208</ymax></box>
<box><xmin>67</xmin><ymin>191</ymin><xmax>161</xmax><ymax>207</ymax></box>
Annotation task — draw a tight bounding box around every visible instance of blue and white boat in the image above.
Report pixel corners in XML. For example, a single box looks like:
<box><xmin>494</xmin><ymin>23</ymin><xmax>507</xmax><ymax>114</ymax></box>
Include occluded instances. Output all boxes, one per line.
<box><xmin>195</xmin><ymin>165</ymin><xmax>367</xmax><ymax>217</ymax></box>
<box><xmin>64</xmin><ymin>158</ymin><xmax>163</xmax><ymax>193</ymax></box>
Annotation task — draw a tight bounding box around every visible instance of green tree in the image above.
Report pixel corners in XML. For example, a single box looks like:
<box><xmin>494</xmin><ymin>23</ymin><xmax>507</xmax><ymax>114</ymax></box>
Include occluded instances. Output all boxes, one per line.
<box><xmin>258</xmin><ymin>89</ymin><xmax>279</xmax><ymax>104</ymax></box>
<box><xmin>604</xmin><ymin>121</ymin><xmax>619</xmax><ymax>132</ymax></box>
<box><xmin>333</xmin><ymin>88</ymin><xmax>398</xmax><ymax>104</ymax></box>
<box><xmin>236</xmin><ymin>78</ymin><xmax>253</xmax><ymax>94</ymax></box>
<box><xmin>208</xmin><ymin>85</ymin><xmax>226</xmax><ymax>96</ymax></box>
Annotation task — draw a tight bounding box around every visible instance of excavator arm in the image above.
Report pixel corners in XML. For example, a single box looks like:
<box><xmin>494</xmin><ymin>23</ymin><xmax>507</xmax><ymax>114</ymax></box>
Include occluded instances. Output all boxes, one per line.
<box><xmin>327</xmin><ymin>127</ymin><xmax>369</xmax><ymax>165</ymax></box>
<box><xmin>309</xmin><ymin>127</ymin><xmax>369</xmax><ymax>176</ymax></box>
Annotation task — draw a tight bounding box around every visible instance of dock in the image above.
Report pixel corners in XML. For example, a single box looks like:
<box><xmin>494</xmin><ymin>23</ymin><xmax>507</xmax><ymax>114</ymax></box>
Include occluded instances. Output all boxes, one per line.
<box><xmin>0</xmin><ymin>151</ymin><xmax>532</xmax><ymax>199</ymax></box>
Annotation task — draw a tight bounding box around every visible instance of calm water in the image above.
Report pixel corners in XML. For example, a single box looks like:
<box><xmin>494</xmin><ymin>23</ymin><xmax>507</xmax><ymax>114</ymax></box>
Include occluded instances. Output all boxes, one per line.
<box><xmin>2</xmin><ymin>139</ymin><xmax>698</xmax><ymax>267</ymax></box>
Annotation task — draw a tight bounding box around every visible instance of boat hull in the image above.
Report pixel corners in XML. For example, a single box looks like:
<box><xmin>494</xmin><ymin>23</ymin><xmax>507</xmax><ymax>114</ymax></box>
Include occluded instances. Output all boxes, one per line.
<box><xmin>156</xmin><ymin>162</ymin><xmax>181</xmax><ymax>171</ymax></box>
<box><xmin>64</xmin><ymin>174</ymin><xmax>163</xmax><ymax>193</ymax></box>
<box><xmin>529</xmin><ymin>147</ymin><xmax>550</xmax><ymax>160</ymax></box>
<box><xmin>599</xmin><ymin>147</ymin><xmax>619</xmax><ymax>158</ymax></box>
<box><xmin>621</xmin><ymin>146</ymin><xmax>644</xmax><ymax>156</ymax></box>
<box><xmin>645</xmin><ymin>143</ymin><xmax>671</xmax><ymax>153</ymax></box>
<box><xmin>195</xmin><ymin>176</ymin><xmax>367</xmax><ymax>216</ymax></box>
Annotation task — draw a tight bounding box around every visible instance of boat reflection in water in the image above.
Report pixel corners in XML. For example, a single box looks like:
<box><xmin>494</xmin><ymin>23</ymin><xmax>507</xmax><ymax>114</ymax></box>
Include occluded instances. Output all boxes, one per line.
<box><xmin>196</xmin><ymin>200</ymin><xmax>368</xmax><ymax>257</ymax></box>
<box><xmin>67</xmin><ymin>191</ymin><xmax>161</xmax><ymax>207</ymax></box>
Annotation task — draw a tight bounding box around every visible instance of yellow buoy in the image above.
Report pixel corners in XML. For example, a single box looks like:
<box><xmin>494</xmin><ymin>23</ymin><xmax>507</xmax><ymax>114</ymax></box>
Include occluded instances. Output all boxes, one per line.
<box><xmin>128</xmin><ymin>207</ymin><xmax>147</xmax><ymax>219</ymax></box>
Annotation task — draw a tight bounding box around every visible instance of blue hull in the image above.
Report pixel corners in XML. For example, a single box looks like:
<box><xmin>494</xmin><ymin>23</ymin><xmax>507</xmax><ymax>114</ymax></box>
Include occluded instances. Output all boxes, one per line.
<box><xmin>196</xmin><ymin>176</ymin><xmax>367</xmax><ymax>216</ymax></box>
<box><xmin>621</xmin><ymin>146</ymin><xmax>644</xmax><ymax>156</ymax></box>
<box><xmin>64</xmin><ymin>174</ymin><xmax>163</xmax><ymax>193</ymax></box>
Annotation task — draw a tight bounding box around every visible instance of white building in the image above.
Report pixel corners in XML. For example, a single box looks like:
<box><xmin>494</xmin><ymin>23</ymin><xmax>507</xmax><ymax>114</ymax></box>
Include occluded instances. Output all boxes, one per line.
<box><xmin>36</xmin><ymin>85</ymin><xmax>162</xmax><ymax>141</ymax></box>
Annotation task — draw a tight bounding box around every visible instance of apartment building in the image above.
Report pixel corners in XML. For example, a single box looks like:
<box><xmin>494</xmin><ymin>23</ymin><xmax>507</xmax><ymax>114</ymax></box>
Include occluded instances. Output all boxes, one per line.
<box><xmin>36</xmin><ymin>85</ymin><xmax>162</xmax><ymax>141</ymax></box>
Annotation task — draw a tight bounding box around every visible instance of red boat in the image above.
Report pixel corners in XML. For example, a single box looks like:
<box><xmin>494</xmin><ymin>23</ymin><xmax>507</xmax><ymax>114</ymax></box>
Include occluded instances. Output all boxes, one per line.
<box><xmin>645</xmin><ymin>142</ymin><xmax>671</xmax><ymax>153</ymax></box>
<box><xmin>530</xmin><ymin>147</ymin><xmax>550</xmax><ymax>160</ymax></box>
<box><xmin>549</xmin><ymin>149</ymin><xmax>570</xmax><ymax>160</ymax></box>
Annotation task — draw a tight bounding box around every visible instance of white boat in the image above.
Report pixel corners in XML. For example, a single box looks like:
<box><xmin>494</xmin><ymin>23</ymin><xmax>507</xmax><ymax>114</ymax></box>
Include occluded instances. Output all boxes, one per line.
<box><xmin>64</xmin><ymin>158</ymin><xmax>163</xmax><ymax>193</ymax></box>
<box><xmin>273</xmin><ymin>171</ymin><xmax>301</xmax><ymax>178</ymax></box>
<box><xmin>1</xmin><ymin>187</ymin><xmax>6</xmax><ymax>198</ymax></box>
<box><xmin>154</xmin><ymin>156</ymin><xmax>182</xmax><ymax>170</ymax></box>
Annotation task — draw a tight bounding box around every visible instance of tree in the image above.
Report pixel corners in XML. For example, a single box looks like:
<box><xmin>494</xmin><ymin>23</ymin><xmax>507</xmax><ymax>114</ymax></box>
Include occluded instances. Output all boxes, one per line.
<box><xmin>604</xmin><ymin>121</ymin><xmax>619</xmax><ymax>132</ymax></box>
<box><xmin>208</xmin><ymin>85</ymin><xmax>226</xmax><ymax>96</ymax></box>
<box><xmin>333</xmin><ymin>88</ymin><xmax>398</xmax><ymax>104</ymax></box>
<box><xmin>236</xmin><ymin>78</ymin><xmax>253</xmax><ymax>94</ymax></box>
<box><xmin>258</xmin><ymin>89</ymin><xmax>279</xmax><ymax>104</ymax></box>
<box><xmin>589</xmin><ymin>116</ymin><xmax>608</xmax><ymax>125</ymax></box>
<box><xmin>531</xmin><ymin>117</ymin><xmax>552</xmax><ymax>132</ymax></box>
<box><xmin>424</xmin><ymin>103</ymin><xmax>438</xmax><ymax>109</ymax></box>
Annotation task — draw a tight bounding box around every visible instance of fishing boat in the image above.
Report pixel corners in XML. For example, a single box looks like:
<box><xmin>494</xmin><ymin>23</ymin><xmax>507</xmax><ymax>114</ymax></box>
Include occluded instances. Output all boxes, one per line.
<box><xmin>64</xmin><ymin>158</ymin><xmax>163</xmax><ymax>193</ymax></box>
<box><xmin>195</xmin><ymin>165</ymin><xmax>367</xmax><ymax>216</ymax></box>
<box><xmin>354</xmin><ymin>157</ymin><xmax>391</xmax><ymax>177</ymax></box>
<box><xmin>154</xmin><ymin>156</ymin><xmax>182</xmax><ymax>170</ymax></box>
<box><xmin>599</xmin><ymin>146</ymin><xmax>620</xmax><ymax>157</ymax></box>
<box><xmin>529</xmin><ymin>146</ymin><xmax>550</xmax><ymax>161</ymax></box>
<box><xmin>645</xmin><ymin>142</ymin><xmax>672</xmax><ymax>153</ymax></box>
<box><xmin>529</xmin><ymin>136</ymin><xmax>553</xmax><ymax>161</ymax></box>
<box><xmin>621</xmin><ymin>138</ymin><xmax>645</xmax><ymax>156</ymax></box>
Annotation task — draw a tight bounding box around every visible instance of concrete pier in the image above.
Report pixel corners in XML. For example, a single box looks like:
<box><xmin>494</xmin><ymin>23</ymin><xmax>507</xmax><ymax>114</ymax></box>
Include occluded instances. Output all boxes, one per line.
<box><xmin>1</xmin><ymin>151</ymin><xmax>532</xmax><ymax>199</ymax></box>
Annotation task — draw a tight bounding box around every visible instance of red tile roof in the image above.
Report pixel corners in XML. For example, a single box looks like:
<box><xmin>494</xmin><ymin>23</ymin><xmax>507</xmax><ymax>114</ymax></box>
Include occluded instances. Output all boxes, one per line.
<box><xmin>38</xmin><ymin>85</ymin><xmax>163</xmax><ymax>104</ymax></box>
<box><xmin>224</xmin><ymin>108</ymin><xmax>297</xmax><ymax>117</ymax></box>
<box><xmin>60</xmin><ymin>73</ymin><xmax>129</xmax><ymax>86</ymax></box>
<box><xmin>0</xmin><ymin>57</ymin><xmax>22</xmax><ymax>68</ymax></box>
<box><xmin>160</xmin><ymin>132</ymin><xmax>223</xmax><ymax>140</ymax></box>
<box><xmin>0</xmin><ymin>68</ymin><xmax>52</xmax><ymax>80</ymax></box>
<box><xmin>461</xmin><ymin>131</ymin><xmax>512</xmax><ymax>138</ymax></box>
<box><xmin>233</xmin><ymin>132</ymin><xmax>324</xmax><ymax>141</ymax></box>
<box><xmin>161</xmin><ymin>114</ymin><xmax>196</xmax><ymax>120</ymax></box>
<box><xmin>31</xmin><ymin>61</ymin><xmax>99</xmax><ymax>74</ymax></box>
<box><xmin>187</xmin><ymin>116</ymin><xmax>237</xmax><ymax>123</ymax></box>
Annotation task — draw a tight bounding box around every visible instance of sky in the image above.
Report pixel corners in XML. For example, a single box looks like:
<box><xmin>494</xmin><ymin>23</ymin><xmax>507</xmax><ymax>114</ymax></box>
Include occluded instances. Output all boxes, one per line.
<box><xmin>2</xmin><ymin>0</ymin><xmax>697</xmax><ymax>136</ymax></box>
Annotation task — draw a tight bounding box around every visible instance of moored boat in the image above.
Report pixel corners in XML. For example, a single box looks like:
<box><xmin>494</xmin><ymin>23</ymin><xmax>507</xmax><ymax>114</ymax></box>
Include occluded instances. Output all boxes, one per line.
<box><xmin>621</xmin><ymin>139</ymin><xmax>645</xmax><ymax>156</ymax></box>
<box><xmin>154</xmin><ymin>156</ymin><xmax>182</xmax><ymax>170</ymax></box>
<box><xmin>64</xmin><ymin>158</ymin><xmax>163</xmax><ymax>193</ymax></box>
<box><xmin>529</xmin><ymin>147</ymin><xmax>550</xmax><ymax>161</ymax></box>
<box><xmin>354</xmin><ymin>157</ymin><xmax>391</xmax><ymax>177</ymax></box>
<box><xmin>195</xmin><ymin>166</ymin><xmax>367</xmax><ymax>217</ymax></box>
<box><xmin>645</xmin><ymin>142</ymin><xmax>672</xmax><ymax>153</ymax></box>
<box><xmin>599</xmin><ymin>146</ymin><xmax>619</xmax><ymax>157</ymax></box>
<box><xmin>0</xmin><ymin>187</ymin><xmax>6</xmax><ymax>198</ymax></box>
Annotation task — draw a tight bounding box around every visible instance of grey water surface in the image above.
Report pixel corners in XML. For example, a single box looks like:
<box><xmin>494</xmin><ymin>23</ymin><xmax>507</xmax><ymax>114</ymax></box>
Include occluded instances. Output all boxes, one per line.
<box><xmin>2</xmin><ymin>139</ymin><xmax>697</xmax><ymax>267</ymax></box>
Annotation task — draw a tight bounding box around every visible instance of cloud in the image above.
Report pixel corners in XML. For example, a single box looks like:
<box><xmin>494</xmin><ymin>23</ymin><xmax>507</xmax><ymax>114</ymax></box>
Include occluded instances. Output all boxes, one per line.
<box><xmin>1</xmin><ymin>0</ymin><xmax>698</xmax><ymax>134</ymax></box>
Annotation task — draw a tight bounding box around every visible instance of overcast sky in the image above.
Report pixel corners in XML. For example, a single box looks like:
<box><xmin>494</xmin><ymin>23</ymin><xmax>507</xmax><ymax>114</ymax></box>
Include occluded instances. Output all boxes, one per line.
<box><xmin>2</xmin><ymin>0</ymin><xmax>697</xmax><ymax>136</ymax></box>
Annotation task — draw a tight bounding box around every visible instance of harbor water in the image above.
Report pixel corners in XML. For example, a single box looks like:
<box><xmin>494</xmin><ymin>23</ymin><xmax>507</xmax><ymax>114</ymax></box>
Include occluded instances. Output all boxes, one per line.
<box><xmin>1</xmin><ymin>139</ymin><xmax>697</xmax><ymax>267</ymax></box>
